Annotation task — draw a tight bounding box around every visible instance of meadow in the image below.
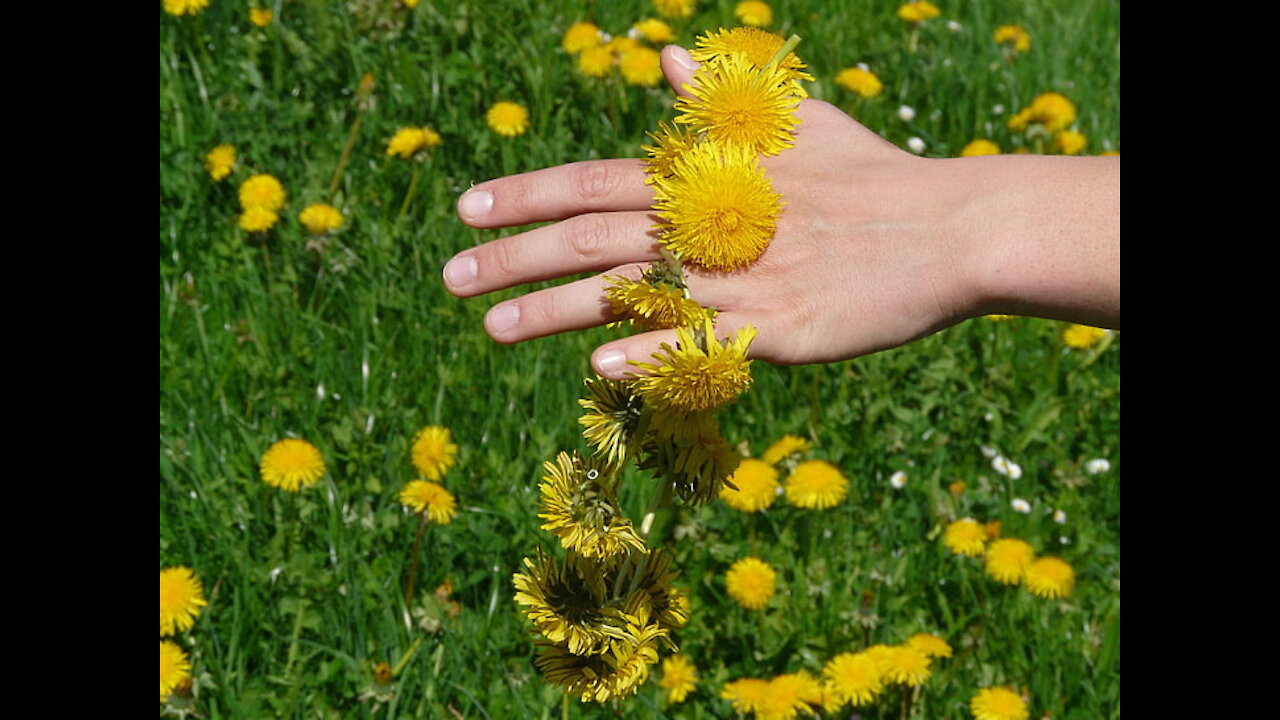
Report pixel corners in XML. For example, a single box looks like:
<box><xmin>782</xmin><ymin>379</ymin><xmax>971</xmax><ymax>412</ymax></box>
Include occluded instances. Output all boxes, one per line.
<box><xmin>159</xmin><ymin>1</ymin><xmax>1120</xmax><ymax>718</ymax></box>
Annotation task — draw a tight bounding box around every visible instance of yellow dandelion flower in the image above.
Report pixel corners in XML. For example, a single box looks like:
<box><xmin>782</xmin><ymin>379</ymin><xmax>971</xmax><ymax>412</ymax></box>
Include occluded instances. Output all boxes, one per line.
<box><xmin>760</xmin><ymin>671</ymin><xmax>820</xmax><ymax>720</ymax></box>
<box><xmin>725</xmin><ymin>556</ymin><xmax>776</xmax><ymax>610</ymax></box>
<box><xmin>960</xmin><ymin>139</ymin><xmax>1001</xmax><ymax>157</ymax></box>
<box><xmin>160</xmin><ymin>566</ymin><xmax>208</xmax><ymax>636</ymax></box>
<box><xmin>984</xmin><ymin>538</ymin><xmax>1035</xmax><ymax>585</ymax></box>
<box><xmin>620</xmin><ymin>46</ymin><xmax>664</xmax><ymax>86</ymax></box>
<box><xmin>994</xmin><ymin>25</ymin><xmax>1031</xmax><ymax>53</ymax></box>
<box><xmin>298</xmin><ymin>203</ymin><xmax>344</xmax><ymax>235</ymax></box>
<box><xmin>948</xmin><ymin>480</ymin><xmax>966</xmax><ymax>495</ymax></box>
<box><xmin>907</xmin><ymin>632</ymin><xmax>953</xmax><ymax>659</ymax></box>
<box><xmin>897</xmin><ymin>1</ymin><xmax>941</xmax><ymax>24</ymax></box>
<box><xmin>248</xmin><ymin>8</ymin><xmax>273</xmax><ymax>27</ymax></box>
<box><xmin>675</xmin><ymin>52</ymin><xmax>802</xmax><ymax>157</ymax></box>
<box><xmin>659</xmin><ymin>654</ymin><xmax>699</xmax><ymax>704</ymax></box>
<box><xmin>1062</xmin><ymin>323</ymin><xmax>1108</xmax><ymax>349</ymax></box>
<box><xmin>943</xmin><ymin>518</ymin><xmax>987</xmax><ymax>556</ymax></box>
<box><xmin>761</xmin><ymin>434</ymin><xmax>811</xmax><ymax>466</ymax></box>
<box><xmin>632</xmin><ymin>319</ymin><xmax>757</xmax><ymax>413</ymax></box>
<box><xmin>386</xmin><ymin>126</ymin><xmax>441</xmax><ymax>159</ymax></box>
<box><xmin>577</xmin><ymin>45</ymin><xmax>615</xmax><ymax>78</ymax></box>
<box><xmin>881</xmin><ymin>645</ymin><xmax>932</xmax><ymax>686</ymax></box>
<box><xmin>784</xmin><ymin>459</ymin><xmax>849</xmax><ymax>510</ymax></box>
<box><xmin>823</xmin><ymin>651</ymin><xmax>884</xmax><ymax>708</ymax></box>
<box><xmin>1100</xmin><ymin>150</ymin><xmax>1120</xmax><ymax>156</ymax></box>
<box><xmin>654</xmin><ymin>0</ymin><xmax>696</xmax><ymax>20</ymax></box>
<box><xmin>513</xmin><ymin>550</ymin><xmax>616</xmax><ymax>656</ymax></box>
<box><xmin>722</xmin><ymin>677</ymin><xmax>772</xmax><ymax>715</ymax></box>
<box><xmin>537</xmin><ymin>451</ymin><xmax>647</xmax><ymax>560</ymax></box>
<box><xmin>562</xmin><ymin>21</ymin><xmax>603</xmax><ymax>54</ymax></box>
<box><xmin>720</xmin><ymin>458</ymin><xmax>781</xmax><ymax>512</ymax></box>
<box><xmin>639</xmin><ymin>414</ymin><xmax>743</xmax><ymax>505</ymax></box>
<box><xmin>642</xmin><ymin>121</ymin><xmax>700</xmax><ymax>183</ymax></box>
<box><xmin>238</xmin><ymin>206</ymin><xmax>279</xmax><ymax>233</ymax></box>
<box><xmin>633</xmin><ymin>18</ymin><xmax>675</xmax><ymax>44</ymax></box>
<box><xmin>1007</xmin><ymin>92</ymin><xmax>1077</xmax><ymax>133</ymax></box>
<box><xmin>1024</xmin><ymin>557</ymin><xmax>1075</xmax><ymax>599</ymax></box>
<box><xmin>835</xmin><ymin>67</ymin><xmax>883</xmax><ymax>99</ymax></box>
<box><xmin>607</xmin><ymin>36</ymin><xmax>642</xmax><ymax>56</ymax></box>
<box><xmin>971</xmin><ymin>686</ymin><xmax>1030</xmax><ymax>720</ymax></box>
<box><xmin>578</xmin><ymin>376</ymin><xmax>644</xmax><ymax>468</ymax></box>
<box><xmin>160</xmin><ymin>640</ymin><xmax>192</xmax><ymax>702</ymax></box>
<box><xmin>1053</xmin><ymin>130</ymin><xmax>1087</xmax><ymax>155</ymax></box>
<box><xmin>735</xmin><ymin>1</ymin><xmax>773</xmax><ymax>27</ymax></box>
<box><xmin>606</xmin><ymin>275</ymin><xmax>712</xmax><ymax>330</ymax></box>
<box><xmin>204</xmin><ymin>144</ymin><xmax>235</xmax><ymax>182</ymax></box>
<box><xmin>410</xmin><ymin>425</ymin><xmax>458</xmax><ymax>480</ymax></box>
<box><xmin>487</xmin><ymin>101</ymin><xmax>529</xmax><ymax>137</ymax></box>
<box><xmin>652</xmin><ymin>142</ymin><xmax>783</xmax><ymax>271</ymax></box>
<box><xmin>238</xmin><ymin>173</ymin><xmax>287</xmax><ymax>212</ymax></box>
<box><xmin>163</xmin><ymin>0</ymin><xmax>209</xmax><ymax>17</ymax></box>
<box><xmin>690</xmin><ymin>27</ymin><xmax>814</xmax><ymax>95</ymax></box>
<box><xmin>399</xmin><ymin>479</ymin><xmax>458</xmax><ymax>525</ymax></box>
<box><xmin>260</xmin><ymin>438</ymin><xmax>326</xmax><ymax>492</ymax></box>
<box><xmin>532</xmin><ymin>599</ymin><xmax>667</xmax><ymax>702</ymax></box>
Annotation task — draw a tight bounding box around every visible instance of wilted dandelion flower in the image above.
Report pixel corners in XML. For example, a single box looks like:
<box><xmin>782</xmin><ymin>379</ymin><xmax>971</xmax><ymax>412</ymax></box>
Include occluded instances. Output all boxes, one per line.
<box><xmin>410</xmin><ymin>425</ymin><xmax>458</xmax><ymax>480</ymax></box>
<box><xmin>659</xmin><ymin>654</ymin><xmax>699</xmax><ymax>704</ymax></box>
<box><xmin>163</xmin><ymin>0</ymin><xmax>209</xmax><ymax>17</ymax></box>
<box><xmin>239</xmin><ymin>174</ymin><xmax>287</xmax><ymax>212</ymax></box>
<box><xmin>513</xmin><ymin>551</ymin><xmax>616</xmax><ymax>656</ymax></box>
<box><xmin>399</xmin><ymin>480</ymin><xmax>458</xmax><ymax>525</ymax></box>
<box><xmin>722</xmin><ymin>678</ymin><xmax>772</xmax><ymax>715</ymax></box>
<box><xmin>984</xmin><ymin>538</ymin><xmax>1035</xmax><ymax>585</ymax></box>
<box><xmin>487</xmin><ymin>101</ymin><xmax>529</xmax><ymax>137</ymax></box>
<box><xmin>761</xmin><ymin>434</ymin><xmax>811</xmax><ymax>466</ymax></box>
<box><xmin>160</xmin><ymin>566</ymin><xmax>208</xmax><ymax>636</ymax></box>
<box><xmin>906</xmin><ymin>632</ymin><xmax>953</xmax><ymax>659</ymax></box>
<box><xmin>835</xmin><ymin>67</ymin><xmax>883</xmax><ymax>98</ymax></box>
<box><xmin>993</xmin><ymin>25</ymin><xmax>1031</xmax><ymax>52</ymax></box>
<box><xmin>1011</xmin><ymin>498</ymin><xmax>1031</xmax><ymax>514</ymax></box>
<box><xmin>897</xmin><ymin>1</ymin><xmax>941</xmax><ymax>23</ymax></box>
<box><xmin>1007</xmin><ymin>92</ymin><xmax>1077</xmax><ymax>133</ymax></box>
<box><xmin>298</xmin><ymin>204</ymin><xmax>343</xmax><ymax>234</ymax></box>
<box><xmin>784</xmin><ymin>460</ymin><xmax>849</xmax><ymax>510</ymax></box>
<box><xmin>822</xmin><ymin>651</ymin><xmax>883</xmax><ymax>708</ymax></box>
<box><xmin>674</xmin><ymin>52</ymin><xmax>802</xmax><ymax>157</ymax></box>
<box><xmin>735</xmin><ymin>1</ymin><xmax>773</xmax><ymax>27</ymax></box>
<box><xmin>960</xmin><ymin>139</ymin><xmax>1001</xmax><ymax>156</ymax></box>
<box><xmin>238</xmin><ymin>206</ymin><xmax>280</xmax><ymax>233</ymax></box>
<box><xmin>971</xmin><ymin>686</ymin><xmax>1030</xmax><ymax>720</ymax></box>
<box><xmin>881</xmin><ymin>645</ymin><xmax>932</xmax><ymax>686</ymax></box>
<box><xmin>248</xmin><ymin>8</ymin><xmax>273</xmax><ymax>26</ymax></box>
<box><xmin>651</xmin><ymin>142</ymin><xmax>783</xmax><ymax>271</ymax></box>
<box><xmin>690</xmin><ymin>27</ymin><xmax>814</xmax><ymax>94</ymax></box>
<box><xmin>943</xmin><ymin>518</ymin><xmax>987</xmax><ymax>556</ymax></box>
<box><xmin>160</xmin><ymin>640</ymin><xmax>192</xmax><ymax>702</ymax></box>
<box><xmin>889</xmin><ymin>471</ymin><xmax>908</xmax><ymax>489</ymax></box>
<box><xmin>948</xmin><ymin>480</ymin><xmax>966</xmax><ymax>496</ymax></box>
<box><xmin>260</xmin><ymin>437</ymin><xmax>326</xmax><ymax>492</ymax></box>
<box><xmin>578</xmin><ymin>376</ymin><xmax>644</xmax><ymax>467</ymax></box>
<box><xmin>538</xmin><ymin>451</ymin><xmax>647</xmax><ymax>560</ymax></box>
<box><xmin>1024</xmin><ymin>557</ymin><xmax>1075</xmax><ymax>599</ymax></box>
<box><xmin>720</xmin><ymin>458</ymin><xmax>781</xmax><ymax>512</ymax></box>
<box><xmin>577</xmin><ymin>45</ymin><xmax>615</xmax><ymax>77</ymax></box>
<box><xmin>204</xmin><ymin>144</ymin><xmax>235</xmax><ymax>181</ymax></box>
<box><xmin>620</xmin><ymin>46</ymin><xmax>664</xmax><ymax>86</ymax></box>
<box><xmin>1062</xmin><ymin>323</ymin><xmax>1108</xmax><ymax>349</ymax></box>
<box><xmin>1052</xmin><ymin>130</ymin><xmax>1087</xmax><ymax>155</ymax></box>
<box><xmin>632</xmin><ymin>319</ymin><xmax>757</xmax><ymax>412</ymax></box>
<box><xmin>653</xmin><ymin>0</ymin><xmax>696</xmax><ymax>20</ymax></box>
<box><xmin>633</xmin><ymin>18</ymin><xmax>675</xmax><ymax>44</ymax></box>
<box><xmin>725</xmin><ymin>556</ymin><xmax>776</xmax><ymax>610</ymax></box>
<box><xmin>562</xmin><ymin>21</ymin><xmax>603</xmax><ymax>54</ymax></box>
<box><xmin>534</xmin><ymin>631</ymin><xmax>663</xmax><ymax>702</ymax></box>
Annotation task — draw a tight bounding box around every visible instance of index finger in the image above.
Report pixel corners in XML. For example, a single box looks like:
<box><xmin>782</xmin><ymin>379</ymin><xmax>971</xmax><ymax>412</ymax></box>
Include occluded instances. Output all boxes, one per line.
<box><xmin>457</xmin><ymin>159</ymin><xmax>654</xmax><ymax>229</ymax></box>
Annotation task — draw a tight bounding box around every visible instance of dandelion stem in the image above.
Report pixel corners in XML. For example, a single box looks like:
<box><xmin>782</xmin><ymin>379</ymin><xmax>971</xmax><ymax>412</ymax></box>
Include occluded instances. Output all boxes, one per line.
<box><xmin>397</xmin><ymin>164</ymin><xmax>422</xmax><ymax>222</ymax></box>
<box><xmin>766</xmin><ymin>34</ymin><xmax>803</xmax><ymax>70</ymax></box>
<box><xmin>405</xmin><ymin>513</ymin><xmax>429</xmax><ymax>606</ymax></box>
<box><xmin>327</xmin><ymin>112</ymin><xmax>365</xmax><ymax>201</ymax></box>
<box><xmin>391</xmin><ymin>635</ymin><xmax>425</xmax><ymax>677</ymax></box>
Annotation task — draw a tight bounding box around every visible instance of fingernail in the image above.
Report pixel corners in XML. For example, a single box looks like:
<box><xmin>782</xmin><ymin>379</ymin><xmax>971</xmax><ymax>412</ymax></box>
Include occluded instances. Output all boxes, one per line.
<box><xmin>443</xmin><ymin>255</ymin><xmax>477</xmax><ymax>289</ymax></box>
<box><xmin>595</xmin><ymin>348</ymin><xmax>627</xmax><ymax>377</ymax></box>
<box><xmin>486</xmin><ymin>302</ymin><xmax>520</xmax><ymax>336</ymax></box>
<box><xmin>669</xmin><ymin>45</ymin><xmax>698</xmax><ymax>72</ymax></box>
<box><xmin>458</xmin><ymin>189</ymin><xmax>493</xmax><ymax>221</ymax></box>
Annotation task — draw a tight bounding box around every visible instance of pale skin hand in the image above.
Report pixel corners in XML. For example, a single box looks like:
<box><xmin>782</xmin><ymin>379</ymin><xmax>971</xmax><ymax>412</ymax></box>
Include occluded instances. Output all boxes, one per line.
<box><xmin>444</xmin><ymin>46</ymin><xmax>1120</xmax><ymax>380</ymax></box>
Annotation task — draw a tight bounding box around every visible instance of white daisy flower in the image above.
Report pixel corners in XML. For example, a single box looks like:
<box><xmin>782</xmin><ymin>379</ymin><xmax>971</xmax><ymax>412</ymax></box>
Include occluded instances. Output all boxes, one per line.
<box><xmin>1053</xmin><ymin>509</ymin><xmax>1068</xmax><ymax>524</ymax></box>
<box><xmin>907</xmin><ymin>137</ymin><xmax>927</xmax><ymax>154</ymax></box>
<box><xmin>1085</xmin><ymin>458</ymin><xmax>1111</xmax><ymax>475</ymax></box>
<box><xmin>890</xmin><ymin>471</ymin><xmax>908</xmax><ymax>489</ymax></box>
<box><xmin>897</xmin><ymin>105</ymin><xmax>916</xmax><ymax>122</ymax></box>
<box><xmin>1011</xmin><ymin>498</ymin><xmax>1031</xmax><ymax>514</ymax></box>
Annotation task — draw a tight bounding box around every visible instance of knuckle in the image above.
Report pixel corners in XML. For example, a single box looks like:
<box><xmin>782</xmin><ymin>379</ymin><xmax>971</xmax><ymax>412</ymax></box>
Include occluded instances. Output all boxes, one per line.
<box><xmin>563</xmin><ymin>214</ymin><xmax>610</xmax><ymax>265</ymax></box>
<box><xmin>505</xmin><ymin>177</ymin><xmax>535</xmax><ymax>217</ymax></box>
<box><xmin>572</xmin><ymin>162</ymin><xmax>618</xmax><ymax>203</ymax></box>
<box><xmin>488</xmin><ymin>237</ymin><xmax>520</xmax><ymax>280</ymax></box>
<box><xmin>524</xmin><ymin>295</ymin><xmax>560</xmax><ymax>330</ymax></box>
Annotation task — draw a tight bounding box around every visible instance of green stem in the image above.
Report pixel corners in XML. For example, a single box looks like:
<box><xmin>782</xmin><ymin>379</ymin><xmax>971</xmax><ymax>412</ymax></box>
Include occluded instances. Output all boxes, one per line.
<box><xmin>391</xmin><ymin>635</ymin><xmax>425</xmax><ymax>677</ymax></box>
<box><xmin>397</xmin><ymin>163</ymin><xmax>422</xmax><ymax>221</ymax></box>
<box><xmin>766</xmin><ymin>34</ymin><xmax>803</xmax><ymax>70</ymax></box>
<box><xmin>404</xmin><ymin>513</ymin><xmax>429</xmax><ymax>606</ymax></box>
<box><xmin>328</xmin><ymin>111</ymin><xmax>365</xmax><ymax>201</ymax></box>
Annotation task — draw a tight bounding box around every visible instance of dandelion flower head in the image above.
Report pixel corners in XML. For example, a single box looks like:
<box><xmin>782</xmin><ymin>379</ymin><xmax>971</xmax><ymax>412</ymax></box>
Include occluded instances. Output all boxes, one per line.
<box><xmin>249</xmin><ymin>8</ymin><xmax>274</xmax><ymax>27</ymax></box>
<box><xmin>690</xmin><ymin>27</ymin><xmax>814</xmax><ymax>94</ymax></box>
<box><xmin>942</xmin><ymin>518</ymin><xmax>987</xmax><ymax>556</ymax></box>
<box><xmin>994</xmin><ymin>25</ymin><xmax>1031</xmax><ymax>53</ymax></box>
<box><xmin>984</xmin><ymin>537</ymin><xmax>1035</xmax><ymax>585</ymax></box>
<box><xmin>971</xmin><ymin>686</ymin><xmax>1031</xmax><ymax>720</ymax></box>
<box><xmin>562</xmin><ymin>21</ymin><xmax>603</xmax><ymax>54</ymax></box>
<box><xmin>907</xmin><ymin>632</ymin><xmax>953</xmax><ymax>659</ymax></box>
<box><xmin>725</xmin><ymin>556</ymin><xmax>776</xmax><ymax>610</ymax></box>
<box><xmin>784</xmin><ymin>459</ymin><xmax>849</xmax><ymax>510</ymax></box>
<box><xmin>577</xmin><ymin>45</ymin><xmax>615</xmax><ymax>77</ymax></box>
<box><xmin>487</xmin><ymin>101</ymin><xmax>530</xmax><ymax>137</ymax></box>
<box><xmin>632</xmin><ymin>320</ymin><xmax>757</xmax><ymax>413</ymax></box>
<box><xmin>1007</xmin><ymin>92</ymin><xmax>1077</xmax><ymax>133</ymax></box>
<box><xmin>881</xmin><ymin>645</ymin><xmax>932</xmax><ymax>686</ymax></box>
<box><xmin>722</xmin><ymin>677</ymin><xmax>772</xmax><ymax>715</ymax></box>
<box><xmin>822</xmin><ymin>651</ymin><xmax>883</xmax><ymax>708</ymax></box>
<box><xmin>759</xmin><ymin>671</ymin><xmax>820</xmax><ymax>720</ymax></box>
<box><xmin>298</xmin><ymin>204</ymin><xmax>344</xmax><ymax>235</ymax></box>
<box><xmin>633</xmin><ymin>18</ymin><xmax>675</xmax><ymax>44</ymax></box>
<box><xmin>1062</xmin><ymin>323</ymin><xmax>1108</xmax><ymax>349</ymax></box>
<box><xmin>160</xmin><ymin>566</ymin><xmax>208</xmax><ymax>636</ymax></box>
<box><xmin>659</xmin><ymin>654</ymin><xmax>699</xmax><ymax>704</ymax></box>
<box><xmin>411</xmin><ymin>425</ymin><xmax>459</xmax><ymax>480</ymax></box>
<box><xmin>674</xmin><ymin>52</ymin><xmax>802</xmax><ymax>157</ymax></box>
<box><xmin>160</xmin><ymin>640</ymin><xmax>192</xmax><ymax>702</ymax></box>
<box><xmin>1053</xmin><ymin>130</ymin><xmax>1087</xmax><ymax>155</ymax></box>
<box><xmin>897</xmin><ymin>1</ymin><xmax>941</xmax><ymax>23</ymax></box>
<box><xmin>260</xmin><ymin>437</ymin><xmax>326</xmax><ymax>492</ymax></box>
<box><xmin>399</xmin><ymin>479</ymin><xmax>458</xmax><ymax>525</ymax></box>
<box><xmin>607</xmin><ymin>275</ymin><xmax>712</xmax><ymax>330</ymax></box>
<box><xmin>238</xmin><ymin>206</ymin><xmax>280</xmax><ymax>233</ymax></box>
<box><xmin>577</xmin><ymin>376</ymin><xmax>644</xmax><ymax>468</ymax></box>
<box><xmin>621</xmin><ymin>46</ymin><xmax>664</xmax><ymax>86</ymax></box>
<box><xmin>1024</xmin><ymin>556</ymin><xmax>1075</xmax><ymax>599</ymax></box>
<box><xmin>720</xmin><ymin>458</ymin><xmax>781</xmax><ymax>512</ymax></box>
<box><xmin>537</xmin><ymin>450</ymin><xmax>647</xmax><ymax>560</ymax></box>
<box><xmin>735</xmin><ymin>1</ymin><xmax>773</xmax><ymax>27</ymax></box>
<box><xmin>238</xmin><ymin>173</ymin><xmax>287</xmax><ymax>212</ymax></box>
<box><xmin>835</xmin><ymin>67</ymin><xmax>883</xmax><ymax>98</ymax></box>
<box><xmin>386</xmin><ymin>126</ymin><xmax>441</xmax><ymax>159</ymax></box>
<box><xmin>204</xmin><ymin>144</ymin><xmax>235</xmax><ymax>182</ymax></box>
<box><xmin>960</xmin><ymin>139</ymin><xmax>1001</xmax><ymax>156</ymax></box>
<box><xmin>761</xmin><ymin>434</ymin><xmax>811</xmax><ymax>466</ymax></box>
<box><xmin>654</xmin><ymin>0</ymin><xmax>697</xmax><ymax>20</ymax></box>
<box><xmin>163</xmin><ymin>0</ymin><xmax>209</xmax><ymax>17</ymax></box>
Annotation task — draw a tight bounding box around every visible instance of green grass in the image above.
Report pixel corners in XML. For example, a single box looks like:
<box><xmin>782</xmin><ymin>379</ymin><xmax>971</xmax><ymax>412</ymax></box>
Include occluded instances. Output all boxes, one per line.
<box><xmin>160</xmin><ymin>1</ymin><xmax>1119</xmax><ymax>718</ymax></box>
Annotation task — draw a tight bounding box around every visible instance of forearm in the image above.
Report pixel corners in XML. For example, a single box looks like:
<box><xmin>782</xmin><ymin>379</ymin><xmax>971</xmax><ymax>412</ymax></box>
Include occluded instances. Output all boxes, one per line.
<box><xmin>954</xmin><ymin>155</ymin><xmax>1120</xmax><ymax>329</ymax></box>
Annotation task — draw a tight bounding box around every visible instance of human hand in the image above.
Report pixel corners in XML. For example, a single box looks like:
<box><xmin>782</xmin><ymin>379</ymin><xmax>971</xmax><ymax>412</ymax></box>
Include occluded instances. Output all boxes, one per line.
<box><xmin>444</xmin><ymin>45</ymin><xmax>1118</xmax><ymax>379</ymax></box>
